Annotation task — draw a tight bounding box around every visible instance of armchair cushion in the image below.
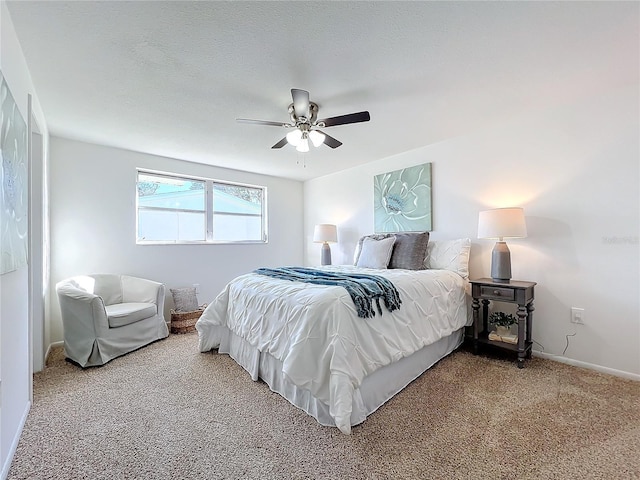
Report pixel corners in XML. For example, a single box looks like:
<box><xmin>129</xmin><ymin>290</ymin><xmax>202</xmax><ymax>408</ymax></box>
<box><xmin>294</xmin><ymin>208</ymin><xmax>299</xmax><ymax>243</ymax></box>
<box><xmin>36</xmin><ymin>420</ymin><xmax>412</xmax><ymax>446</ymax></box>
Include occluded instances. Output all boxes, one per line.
<box><xmin>91</xmin><ymin>274</ymin><xmax>124</xmax><ymax>305</ymax></box>
<box><xmin>106</xmin><ymin>302</ymin><xmax>158</xmax><ymax>328</ymax></box>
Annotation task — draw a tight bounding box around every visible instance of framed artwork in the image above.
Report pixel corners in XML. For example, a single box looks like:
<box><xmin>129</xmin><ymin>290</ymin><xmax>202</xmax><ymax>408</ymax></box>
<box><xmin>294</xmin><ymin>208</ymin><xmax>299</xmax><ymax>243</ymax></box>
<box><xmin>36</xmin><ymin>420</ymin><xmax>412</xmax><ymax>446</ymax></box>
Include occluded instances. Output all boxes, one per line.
<box><xmin>1</xmin><ymin>71</ymin><xmax>29</xmax><ymax>274</ymax></box>
<box><xmin>374</xmin><ymin>162</ymin><xmax>432</xmax><ymax>233</ymax></box>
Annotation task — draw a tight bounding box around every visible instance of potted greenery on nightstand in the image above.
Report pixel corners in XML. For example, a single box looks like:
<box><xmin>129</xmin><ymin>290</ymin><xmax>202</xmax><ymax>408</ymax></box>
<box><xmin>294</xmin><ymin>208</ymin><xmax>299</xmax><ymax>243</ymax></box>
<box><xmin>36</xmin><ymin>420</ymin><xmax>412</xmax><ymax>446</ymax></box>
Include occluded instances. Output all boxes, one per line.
<box><xmin>489</xmin><ymin>311</ymin><xmax>518</xmax><ymax>337</ymax></box>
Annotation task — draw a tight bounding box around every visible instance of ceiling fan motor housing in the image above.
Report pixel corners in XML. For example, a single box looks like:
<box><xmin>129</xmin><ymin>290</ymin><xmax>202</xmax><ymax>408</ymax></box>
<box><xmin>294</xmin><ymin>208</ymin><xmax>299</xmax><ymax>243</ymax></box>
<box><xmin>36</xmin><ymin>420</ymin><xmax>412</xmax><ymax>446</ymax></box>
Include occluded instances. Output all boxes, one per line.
<box><xmin>289</xmin><ymin>102</ymin><xmax>319</xmax><ymax>126</ymax></box>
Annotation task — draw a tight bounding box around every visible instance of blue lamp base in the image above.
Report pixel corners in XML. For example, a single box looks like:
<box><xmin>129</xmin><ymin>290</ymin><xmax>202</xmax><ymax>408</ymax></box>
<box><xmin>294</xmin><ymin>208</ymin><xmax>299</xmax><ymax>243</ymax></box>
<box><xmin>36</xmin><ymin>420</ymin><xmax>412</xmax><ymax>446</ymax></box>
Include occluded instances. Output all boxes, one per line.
<box><xmin>491</xmin><ymin>241</ymin><xmax>511</xmax><ymax>282</ymax></box>
<box><xmin>321</xmin><ymin>242</ymin><xmax>332</xmax><ymax>266</ymax></box>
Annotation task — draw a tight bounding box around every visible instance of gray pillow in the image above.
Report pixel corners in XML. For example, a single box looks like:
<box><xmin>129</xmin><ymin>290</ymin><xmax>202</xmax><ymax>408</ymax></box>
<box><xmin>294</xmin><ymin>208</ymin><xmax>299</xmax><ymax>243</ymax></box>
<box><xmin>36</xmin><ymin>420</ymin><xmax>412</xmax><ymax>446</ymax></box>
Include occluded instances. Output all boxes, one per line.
<box><xmin>354</xmin><ymin>232</ymin><xmax>430</xmax><ymax>270</ymax></box>
<box><xmin>170</xmin><ymin>287</ymin><xmax>199</xmax><ymax>312</ymax></box>
<box><xmin>388</xmin><ymin>232</ymin><xmax>430</xmax><ymax>270</ymax></box>
<box><xmin>356</xmin><ymin>236</ymin><xmax>396</xmax><ymax>269</ymax></box>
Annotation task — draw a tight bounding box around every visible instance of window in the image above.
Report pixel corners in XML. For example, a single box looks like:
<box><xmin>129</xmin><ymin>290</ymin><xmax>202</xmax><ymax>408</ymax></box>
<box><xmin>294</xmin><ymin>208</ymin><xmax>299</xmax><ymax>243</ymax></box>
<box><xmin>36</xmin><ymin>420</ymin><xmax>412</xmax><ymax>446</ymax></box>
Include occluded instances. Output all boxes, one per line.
<box><xmin>136</xmin><ymin>170</ymin><xmax>267</xmax><ymax>244</ymax></box>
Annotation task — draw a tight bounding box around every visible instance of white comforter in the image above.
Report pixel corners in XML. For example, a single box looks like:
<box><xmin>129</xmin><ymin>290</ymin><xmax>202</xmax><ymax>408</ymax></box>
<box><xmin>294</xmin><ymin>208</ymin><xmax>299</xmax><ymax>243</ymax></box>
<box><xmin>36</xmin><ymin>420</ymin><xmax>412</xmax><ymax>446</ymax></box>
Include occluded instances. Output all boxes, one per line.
<box><xmin>197</xmin><ymin>266</ymin><xmax>470</xmax><ymax>433</ymax></box>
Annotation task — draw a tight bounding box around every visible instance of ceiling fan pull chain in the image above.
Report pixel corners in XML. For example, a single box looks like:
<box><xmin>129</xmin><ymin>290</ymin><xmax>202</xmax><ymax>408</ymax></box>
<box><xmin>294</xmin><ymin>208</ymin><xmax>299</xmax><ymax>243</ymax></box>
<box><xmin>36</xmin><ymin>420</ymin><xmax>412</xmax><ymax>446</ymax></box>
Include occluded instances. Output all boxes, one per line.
<box><xmin>296</xmin><ymin>153</ymin><xmax>307</xmax><ymax>169</ymax></box>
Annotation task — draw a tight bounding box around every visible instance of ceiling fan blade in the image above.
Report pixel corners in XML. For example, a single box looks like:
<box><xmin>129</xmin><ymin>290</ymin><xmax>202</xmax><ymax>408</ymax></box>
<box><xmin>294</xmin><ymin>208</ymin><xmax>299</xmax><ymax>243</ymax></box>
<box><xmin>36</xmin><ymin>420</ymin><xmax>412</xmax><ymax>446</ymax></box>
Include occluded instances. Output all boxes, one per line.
<box><xmin>291</xmin><ymin>88</ymin><xmax>310</xmax><ymax>119</ymax></box>
<box><xmin>316</xmin><ymin>130</ymin><xmax>343</xmax><ymax>149</ymax></box>
<box><xmin>237</xmin><ymin>118</ymin><xmax>288</xmax><ymax>127</ymax></box>
<box><xmin>271</xmin><ymin>137</ymin><xmax>288</xmax><ymax>149</ymax></box>
<box><xmin>318</xmin><ymin>111</ymin><xmax>370</xmax><ymax>128</ymax></box>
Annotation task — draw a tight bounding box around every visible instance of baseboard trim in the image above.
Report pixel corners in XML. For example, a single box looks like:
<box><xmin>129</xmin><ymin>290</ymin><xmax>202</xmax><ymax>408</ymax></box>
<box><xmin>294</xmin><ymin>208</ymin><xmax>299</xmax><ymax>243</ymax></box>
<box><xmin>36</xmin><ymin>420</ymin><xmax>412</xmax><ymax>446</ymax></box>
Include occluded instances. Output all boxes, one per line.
<box><xmin>1</xmin><ymin>401</ymin><xmax>31</xmax><ymax>480</ymax></box>
<box><xmin>533</xmin><ymin>350</ymin><xmax>640</xmax><ymax>381</ymax></box>
<box><xmin>44</xmin><ymin>340</ymin><xmax>64</xmax><ymax>365</ymax></box>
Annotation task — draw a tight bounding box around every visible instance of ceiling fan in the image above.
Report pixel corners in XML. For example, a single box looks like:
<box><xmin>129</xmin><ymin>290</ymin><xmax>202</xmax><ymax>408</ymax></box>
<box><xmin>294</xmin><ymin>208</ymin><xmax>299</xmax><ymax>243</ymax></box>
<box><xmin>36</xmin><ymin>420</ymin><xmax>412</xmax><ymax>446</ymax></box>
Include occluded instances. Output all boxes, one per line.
<box><xmin>237</xmin><ymin>88</ymin><xmax>370</xmax><ymax>152</ymax></box>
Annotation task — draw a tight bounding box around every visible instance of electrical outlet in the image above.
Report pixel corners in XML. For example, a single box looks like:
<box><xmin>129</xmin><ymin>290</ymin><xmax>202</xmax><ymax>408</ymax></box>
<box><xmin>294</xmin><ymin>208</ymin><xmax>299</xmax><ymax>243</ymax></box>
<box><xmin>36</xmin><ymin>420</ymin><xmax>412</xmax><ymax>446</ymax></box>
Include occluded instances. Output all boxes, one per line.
<box><xmin>193</xmin><ymin>283</ymin><xmax>200</xmax><ymax>294</ymax></box>
<box><xmin>570</xmin><ymin>307</ymin><xmax>585</xmax><ymax>324</ymax></box>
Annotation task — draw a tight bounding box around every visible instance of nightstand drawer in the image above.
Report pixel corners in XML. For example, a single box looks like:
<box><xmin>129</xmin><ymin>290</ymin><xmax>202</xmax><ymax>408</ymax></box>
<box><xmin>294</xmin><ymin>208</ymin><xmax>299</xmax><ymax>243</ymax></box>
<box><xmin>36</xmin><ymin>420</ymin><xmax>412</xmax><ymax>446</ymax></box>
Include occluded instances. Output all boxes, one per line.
<box><xmin>480</xmin><ymin>286</ymin><xmax>515</xmax><ymax>301</ymax></box>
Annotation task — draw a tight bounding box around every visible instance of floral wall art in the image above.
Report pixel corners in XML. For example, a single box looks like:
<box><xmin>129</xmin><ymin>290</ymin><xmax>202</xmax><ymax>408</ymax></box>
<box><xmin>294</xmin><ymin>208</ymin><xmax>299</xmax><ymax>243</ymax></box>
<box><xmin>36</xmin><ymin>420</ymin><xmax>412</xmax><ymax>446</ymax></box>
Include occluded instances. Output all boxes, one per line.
<box><xmin>374</xmin><ymin>162</ymin><xmax>432</xmax><ymax>233</ymax></box>
<box><xmin>1</xmin><ymin>71</ymin><xmax>29</xmax><ymax>274</ymax></box>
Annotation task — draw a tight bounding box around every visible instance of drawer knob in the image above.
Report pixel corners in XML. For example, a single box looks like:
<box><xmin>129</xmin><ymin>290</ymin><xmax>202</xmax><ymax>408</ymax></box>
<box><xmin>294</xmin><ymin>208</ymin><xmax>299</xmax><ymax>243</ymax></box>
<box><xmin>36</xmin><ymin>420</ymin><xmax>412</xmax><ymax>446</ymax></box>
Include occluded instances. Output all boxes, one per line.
<box><xmin>493</xmin><ymin>290</ymin><xmax>500</xmax><ymax>296</ymax></box>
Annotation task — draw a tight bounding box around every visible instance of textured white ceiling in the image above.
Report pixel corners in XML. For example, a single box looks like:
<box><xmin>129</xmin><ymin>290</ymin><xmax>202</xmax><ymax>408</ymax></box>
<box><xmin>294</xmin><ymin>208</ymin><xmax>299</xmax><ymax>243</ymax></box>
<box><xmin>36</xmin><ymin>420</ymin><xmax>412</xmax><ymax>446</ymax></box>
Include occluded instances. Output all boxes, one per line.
<box><xmin>6</xmin><ymin>1</ymin><xmax>638</xmax><ymax>181</ymax></box>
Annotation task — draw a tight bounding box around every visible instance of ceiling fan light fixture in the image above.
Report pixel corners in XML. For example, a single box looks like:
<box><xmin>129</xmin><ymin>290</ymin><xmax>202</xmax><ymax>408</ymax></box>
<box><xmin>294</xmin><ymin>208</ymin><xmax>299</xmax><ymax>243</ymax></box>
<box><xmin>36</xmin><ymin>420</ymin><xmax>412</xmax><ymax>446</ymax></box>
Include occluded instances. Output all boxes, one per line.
<box><xmin>296</xmin><ymin>137</ymin><xmax>310</xmax><ymax>153</ymax></box>
<box><xmin>308</xmin><ymin>130</ymin><xmax>326</xmax><ymax>147</ymax></box>
<box><xmin>286</xmin><ymin>129</ymin><xmax>303</xmax><ymax>146</ymax></box>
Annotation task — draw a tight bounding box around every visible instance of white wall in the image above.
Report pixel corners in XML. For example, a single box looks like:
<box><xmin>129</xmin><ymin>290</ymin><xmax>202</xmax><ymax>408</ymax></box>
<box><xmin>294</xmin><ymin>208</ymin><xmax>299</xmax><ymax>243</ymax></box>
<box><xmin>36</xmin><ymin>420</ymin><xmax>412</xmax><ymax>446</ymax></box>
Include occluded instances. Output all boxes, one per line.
<box><xmin>48</xmin><ymin>137</ymin><xmax>304</xmax><ymax>342</ymax></box>
<box><xmin>0</xmin><ymin>3</ymin><xmax>49</xmax><ymax>478</ymax></box>
<box><xmin>304</xmin><ymin>82</ymin><xmax>639</xmax><ymax>376</ymax></box>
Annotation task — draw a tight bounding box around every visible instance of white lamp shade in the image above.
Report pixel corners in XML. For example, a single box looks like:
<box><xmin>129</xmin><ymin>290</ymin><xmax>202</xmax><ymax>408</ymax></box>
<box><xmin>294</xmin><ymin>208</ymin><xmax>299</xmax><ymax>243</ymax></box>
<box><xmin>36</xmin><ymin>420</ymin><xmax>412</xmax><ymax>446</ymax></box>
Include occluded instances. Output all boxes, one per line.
<box><xmin>478</xmin><ymin>208</ymin><xmax>527</xmax><ymax>240</ymax></box>
<box><xmin>286</xmin><ymin>129</ymin><xmax>303</xmax><ymax>146</ymax></box>
<box><xmin>296</xmin><ymin>137</ymin><xmax>310</xmax><ymax>152</ymax></box>
<box><xmin>308</xmin><ymin>130</ymin><xmax>326</xmax><ymax>147</ymax></box>
<box><xmin>313</xmin><ymin>224</ymin><xmax>337</xmax><ymax>243</ymax></box>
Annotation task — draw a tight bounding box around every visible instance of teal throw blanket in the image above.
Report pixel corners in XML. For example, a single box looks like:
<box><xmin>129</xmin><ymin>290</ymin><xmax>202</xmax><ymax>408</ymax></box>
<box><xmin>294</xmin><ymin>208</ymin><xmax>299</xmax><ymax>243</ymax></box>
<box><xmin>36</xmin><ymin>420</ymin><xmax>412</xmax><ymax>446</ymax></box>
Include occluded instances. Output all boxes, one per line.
<box><xmin>253</xmin><ymin>267</ymin><xmax>401</xmax><ymax>319</ymax></box>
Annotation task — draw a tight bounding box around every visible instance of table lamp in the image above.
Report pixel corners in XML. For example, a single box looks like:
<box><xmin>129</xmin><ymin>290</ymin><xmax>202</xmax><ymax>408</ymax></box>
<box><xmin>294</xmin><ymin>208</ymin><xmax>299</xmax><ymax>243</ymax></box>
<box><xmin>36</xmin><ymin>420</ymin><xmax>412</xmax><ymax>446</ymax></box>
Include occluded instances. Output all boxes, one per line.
<box><xmin>477</xmin><ymin>208</ymin><xmax>527</xmax><ymax>283</ymax></box>
<box><xmin>313</xmin><ymin>224</ymin><xmax>337</xmax><ymax>266</ymax></box>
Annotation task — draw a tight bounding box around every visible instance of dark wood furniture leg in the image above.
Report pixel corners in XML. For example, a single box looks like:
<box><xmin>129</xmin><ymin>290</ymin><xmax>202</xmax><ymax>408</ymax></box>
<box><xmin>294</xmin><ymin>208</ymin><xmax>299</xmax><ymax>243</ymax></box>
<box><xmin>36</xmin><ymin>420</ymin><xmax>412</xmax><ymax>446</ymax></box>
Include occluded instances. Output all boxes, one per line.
<box><xmin>516</xmin><ymin>305</ymin><xmax>527</xmax><ymax>369</ymax></box>
<box><xmin>472</xmin><ymin>298</ymin><xmax>480</xmax><ymax>354</ymax></box>
<box><xmin>481</xmin><ymin>299</ymin><xmax>490</xmax><ymax>333</ymax></box>
<box><xmin>526</xmin><ymin>302</ymin><xmax>535</xmax><ymax>359</ymax></box>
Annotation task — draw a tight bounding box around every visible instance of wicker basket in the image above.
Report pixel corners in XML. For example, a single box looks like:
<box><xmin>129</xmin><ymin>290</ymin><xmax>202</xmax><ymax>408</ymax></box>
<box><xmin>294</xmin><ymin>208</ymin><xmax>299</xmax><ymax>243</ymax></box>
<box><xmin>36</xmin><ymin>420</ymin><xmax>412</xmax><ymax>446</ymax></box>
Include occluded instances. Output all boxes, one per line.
<box><xmin>170</xmin><ymin>305</ymin><xmax>207</xmax><ymax>334</ymax></box>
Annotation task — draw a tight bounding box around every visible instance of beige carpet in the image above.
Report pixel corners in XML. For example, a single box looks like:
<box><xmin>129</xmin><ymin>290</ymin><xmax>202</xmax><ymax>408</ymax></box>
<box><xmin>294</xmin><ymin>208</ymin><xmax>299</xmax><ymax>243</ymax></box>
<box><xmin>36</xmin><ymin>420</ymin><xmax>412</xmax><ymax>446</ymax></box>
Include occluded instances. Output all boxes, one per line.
<box><xmin>8</xmin><ymin>333</ymin><xmax>640</xmax><ymax>480</ymax></box>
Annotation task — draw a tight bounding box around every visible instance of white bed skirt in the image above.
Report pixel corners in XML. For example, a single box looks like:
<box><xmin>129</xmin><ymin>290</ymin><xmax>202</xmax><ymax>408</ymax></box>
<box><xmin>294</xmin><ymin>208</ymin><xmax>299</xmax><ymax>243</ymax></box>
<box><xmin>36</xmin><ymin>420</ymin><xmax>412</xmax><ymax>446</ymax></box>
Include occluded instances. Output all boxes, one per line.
<box><xmin>205</xmin><ymin>325</ymin><xmax>464</xmax><ymax>432</ymax></box>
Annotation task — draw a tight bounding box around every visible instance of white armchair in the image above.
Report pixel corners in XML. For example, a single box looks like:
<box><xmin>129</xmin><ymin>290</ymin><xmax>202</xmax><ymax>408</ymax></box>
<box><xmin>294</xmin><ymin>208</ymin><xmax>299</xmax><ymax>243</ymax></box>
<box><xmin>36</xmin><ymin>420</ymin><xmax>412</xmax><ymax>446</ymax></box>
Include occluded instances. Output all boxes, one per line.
<box><xmin>56</xmin><ymin>274</ymin><xmax>169</xmax><ymax>367</ymax></box>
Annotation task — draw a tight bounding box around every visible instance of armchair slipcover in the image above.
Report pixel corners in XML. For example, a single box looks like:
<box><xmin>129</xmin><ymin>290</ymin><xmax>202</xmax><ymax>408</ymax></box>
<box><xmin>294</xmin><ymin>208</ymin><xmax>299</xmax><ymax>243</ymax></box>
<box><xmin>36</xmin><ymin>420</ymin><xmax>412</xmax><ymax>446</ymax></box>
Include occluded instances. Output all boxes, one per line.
<box><xmin>56</xmin><ymin>274</ymin><xmax>169</xmax><ymax>367</ymax></box>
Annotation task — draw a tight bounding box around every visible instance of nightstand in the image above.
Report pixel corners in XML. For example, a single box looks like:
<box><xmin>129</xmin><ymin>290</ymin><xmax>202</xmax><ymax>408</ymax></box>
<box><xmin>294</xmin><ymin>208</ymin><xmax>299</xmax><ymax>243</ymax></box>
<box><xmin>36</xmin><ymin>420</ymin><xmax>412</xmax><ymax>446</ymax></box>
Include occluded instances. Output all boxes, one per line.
<box><xmin>470</xmin><ymin>278</ymin><xmax>536</xmax><ymax>368</ymax></box>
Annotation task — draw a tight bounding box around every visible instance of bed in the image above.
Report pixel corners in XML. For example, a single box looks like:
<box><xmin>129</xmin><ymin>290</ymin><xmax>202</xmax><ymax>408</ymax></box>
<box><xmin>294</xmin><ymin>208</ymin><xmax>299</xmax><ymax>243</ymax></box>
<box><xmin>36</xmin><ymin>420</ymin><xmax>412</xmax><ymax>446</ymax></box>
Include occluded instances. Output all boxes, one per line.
<box><xmin>196</xmin><ymin>235</ymin><xmax>472</xmax><ymax>434</ymax></box>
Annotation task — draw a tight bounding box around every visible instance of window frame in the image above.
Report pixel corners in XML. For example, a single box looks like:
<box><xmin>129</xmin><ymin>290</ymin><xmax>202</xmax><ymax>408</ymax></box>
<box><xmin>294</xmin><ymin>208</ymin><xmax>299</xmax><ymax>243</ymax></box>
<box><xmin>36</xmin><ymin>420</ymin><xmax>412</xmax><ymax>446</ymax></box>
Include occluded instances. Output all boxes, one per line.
<box><xmin>136</xmin><ymin>168</ymin><xmax>268</xmax><ymax>245</ymax></box>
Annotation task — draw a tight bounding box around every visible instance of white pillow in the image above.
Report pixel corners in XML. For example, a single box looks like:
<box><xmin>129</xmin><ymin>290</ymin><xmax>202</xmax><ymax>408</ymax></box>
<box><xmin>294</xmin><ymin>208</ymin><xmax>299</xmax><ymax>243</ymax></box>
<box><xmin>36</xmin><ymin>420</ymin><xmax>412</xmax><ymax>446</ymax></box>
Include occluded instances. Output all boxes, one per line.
<box><xmin>352</xmin><ymin>234</ymin><xmax>390</xmax><ymax>265</ymax></box>
<box><xmin>424</xmin><ymin>238</ymin><xmax>471</xmax><ymax>278</ymax></box>
<box><xmin>356</xmin><ymin>236</ymin><xmax>396</xmax><ymax>269</ymax></box>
